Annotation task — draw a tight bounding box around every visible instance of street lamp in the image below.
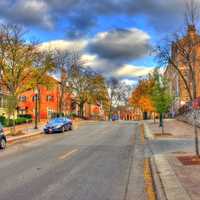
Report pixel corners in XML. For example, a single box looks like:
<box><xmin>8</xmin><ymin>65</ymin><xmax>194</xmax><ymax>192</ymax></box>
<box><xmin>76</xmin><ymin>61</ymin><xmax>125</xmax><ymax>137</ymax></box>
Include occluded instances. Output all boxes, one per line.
<box><xmin>34</xmin><ymin>88</ymin><xmax>38</xmax><ymax>129</ymax></box>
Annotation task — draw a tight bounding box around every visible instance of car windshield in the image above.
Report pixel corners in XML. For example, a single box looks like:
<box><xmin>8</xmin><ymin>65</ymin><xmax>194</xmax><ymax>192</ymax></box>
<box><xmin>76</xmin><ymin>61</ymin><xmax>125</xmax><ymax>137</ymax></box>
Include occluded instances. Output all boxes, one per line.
<box><xmin>49</xmin><ymin>118</ymin><xmax>64</xmax><ymax>124</ymax></box>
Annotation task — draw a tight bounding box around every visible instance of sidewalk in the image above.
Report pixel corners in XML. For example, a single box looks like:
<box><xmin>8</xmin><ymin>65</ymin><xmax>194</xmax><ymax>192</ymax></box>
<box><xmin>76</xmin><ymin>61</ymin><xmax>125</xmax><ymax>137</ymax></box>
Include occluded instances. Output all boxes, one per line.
<box><xmin>5</xmin><ymin>123</ymin><xmax>44</xmax><ymax>144</ymax></box>
<box><xmin>144</xmin><ymin>119</ymin><xmax>200</xmax><ymax>200</ymax></box>
<box><xmin>147</xmin><ymin>119</ymin><xmax>200</xmax><ymax>138</ymax></box>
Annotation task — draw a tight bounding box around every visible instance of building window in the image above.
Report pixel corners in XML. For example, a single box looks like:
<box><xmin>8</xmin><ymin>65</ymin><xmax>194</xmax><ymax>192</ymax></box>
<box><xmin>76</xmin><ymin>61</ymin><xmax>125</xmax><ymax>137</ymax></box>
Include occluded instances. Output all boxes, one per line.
<box><xmin>47</xmin><ymin>108</ymin><xmax>54</xmax><ymax>118</ymax></box>
<box><xmin>32</xmin><ymin>95</ymin><xmax>39</xmax><ymax>102</ymax></box>
<box><xmin>46</xmin><ymin>95</ymin><xmax>54</xmax><ymax>102</ymax></box>
<box><xmin>19</xmin><ymin>96</ymin><xmax>27</xmax><ymax>102</ymax></box>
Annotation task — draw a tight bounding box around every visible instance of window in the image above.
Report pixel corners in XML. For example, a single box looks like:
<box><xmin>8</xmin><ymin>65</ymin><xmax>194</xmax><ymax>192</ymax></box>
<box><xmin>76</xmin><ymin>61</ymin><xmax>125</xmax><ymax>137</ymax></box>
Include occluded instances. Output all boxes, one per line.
<box><xmin>46</xmin><ymin>95</ymin><xmax>54</xmax><ymax>102</ymax></box>
<box><xmin>32</xmin><ymin>95</ymin><xmax>39</xmax><ymax>102</ymax></box>
<box><xmin>19</xmin><ymin>96</ymin><xmax>27</xmax><ymax>102</ymax></box>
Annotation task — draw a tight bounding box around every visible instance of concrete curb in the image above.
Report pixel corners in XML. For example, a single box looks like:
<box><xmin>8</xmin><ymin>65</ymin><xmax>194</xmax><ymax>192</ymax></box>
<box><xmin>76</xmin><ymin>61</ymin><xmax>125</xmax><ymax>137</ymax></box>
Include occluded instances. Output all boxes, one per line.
<box><xmin>7</xmin><ymin>131</ymin><xmax>43</xmax><ymax>145</ymax></box>
<box><xmin>144</xmin><ymin>122</ymin><xmax>191</xmax><ymax>200</ymax></box>
<box><xmin>143</xmin><ymin>123</ymin><xmax>166</xmax><ymax>200</ymax></box>
<box><xmin>143</xmin><ymin>122</ymin><xmax>154</xmax><ymax>140</ymax></box>
<box><xmin>154</xmin><ymin>154</ymin><xmax>191</xmax><ymax>200</ymax></box>
<box><xmin>150</xmin><ymin>157</ymin><xmax>167</xmax><ymax>200</ymax></box>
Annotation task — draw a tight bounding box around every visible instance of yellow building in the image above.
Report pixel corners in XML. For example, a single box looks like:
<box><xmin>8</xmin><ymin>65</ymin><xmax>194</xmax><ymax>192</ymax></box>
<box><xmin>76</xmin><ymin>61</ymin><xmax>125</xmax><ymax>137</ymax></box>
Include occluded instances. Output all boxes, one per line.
<box><xmin>165</xmin><ymin>25</ymin><xmax>200</xmax><ymax>110</ymax></box>
<box><xmin>0</xmin><ymin>90</ymin><xmax>7</xmax><ymax>117</ymax></box>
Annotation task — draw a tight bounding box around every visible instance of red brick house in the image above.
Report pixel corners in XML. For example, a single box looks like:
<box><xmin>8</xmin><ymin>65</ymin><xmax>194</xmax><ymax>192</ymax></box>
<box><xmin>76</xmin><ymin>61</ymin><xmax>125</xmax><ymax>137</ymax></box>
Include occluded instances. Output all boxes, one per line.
<box><xmin>18</xmin><ymin>78</ymin><xmax>72</xmax><ymax>120</ymax></box>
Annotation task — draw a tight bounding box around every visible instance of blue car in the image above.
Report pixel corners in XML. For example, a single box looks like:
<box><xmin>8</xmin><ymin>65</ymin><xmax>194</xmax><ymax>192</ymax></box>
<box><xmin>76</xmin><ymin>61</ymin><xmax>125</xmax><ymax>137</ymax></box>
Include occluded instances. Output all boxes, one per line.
<box><xmin>112</xmin><ymin>115</ymin><xmax>119</xmax><ymax>121</ymax></box>
<box><xmin>0</xmin><ymin>122</ymin><xmax>6</xmax><ymax>149</ymax></box>
<box><xmin>44</xmin><ymin>117</ymin><xmax>72</xmax><ymax>134</ymax></box>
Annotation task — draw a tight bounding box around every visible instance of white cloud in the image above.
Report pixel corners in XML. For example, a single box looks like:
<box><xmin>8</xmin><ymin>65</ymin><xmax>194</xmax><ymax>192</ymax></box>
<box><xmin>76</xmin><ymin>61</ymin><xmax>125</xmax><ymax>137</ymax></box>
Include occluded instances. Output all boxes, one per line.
<box><xmin>39</xmin><ymin>39</ymin><xmax>88</xmax><ymax>52</ymax></box>
<box><xmin>114</xmin><ymin>64</ymin><xmax>154</xmax><ymax>78</ymax></box>
<box><xmin>121</xmin><ymin>79</ymin><xmax>137</xmax><ymax>86</ymax></box>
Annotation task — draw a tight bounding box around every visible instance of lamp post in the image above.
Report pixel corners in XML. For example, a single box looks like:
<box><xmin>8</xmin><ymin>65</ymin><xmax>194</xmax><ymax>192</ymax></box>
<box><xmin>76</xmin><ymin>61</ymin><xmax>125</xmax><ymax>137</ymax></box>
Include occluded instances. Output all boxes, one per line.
<box><xmin>34</xmin><ymin>88</ymin><xmax>38</xmax><ymax>129</ymax></box>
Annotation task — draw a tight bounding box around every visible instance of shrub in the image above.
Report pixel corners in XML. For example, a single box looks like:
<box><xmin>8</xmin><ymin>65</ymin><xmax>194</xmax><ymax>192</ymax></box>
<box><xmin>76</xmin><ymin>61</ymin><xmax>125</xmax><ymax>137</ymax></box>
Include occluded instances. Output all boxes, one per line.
<box><xmin>69</xmin><ymin>112</ymin><xmax>77</xmax><ymax>118</ymax></box>
<box><xmin>18</xmin><ymin>114</ymin><xmax>32</xmax><ymax>119</ymax></box>
<box><xmin>15</xmin><ymin>117</ymin><xmax>27</xmax><ymax>124</ymax></box>
<box><xmin>0</xmin><ymin>116</ymin><xmax>6</xmax><ymax>126</ymax></box>
<box><xmin>3</xmin><ymin>117</ymin><xmax>32</xmax><ymax>127</ymax></box>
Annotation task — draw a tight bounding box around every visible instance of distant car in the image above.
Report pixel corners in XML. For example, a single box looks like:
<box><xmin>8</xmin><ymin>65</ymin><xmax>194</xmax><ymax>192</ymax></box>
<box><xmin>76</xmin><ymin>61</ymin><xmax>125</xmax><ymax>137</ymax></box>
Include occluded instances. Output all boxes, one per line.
<box><xmin>112</xmin><ymin>115</ymin><xmax>119</xmax><ymax>121</ymax></box>
<box><xmin>0</xmin><ymin>122</ymin><xmax>6</xmax><ymax>149</ymax></box>
<box><xmin>44</xmin><ymin>117</ymin><xmax>72</xmax><ymax>134</ymax></box>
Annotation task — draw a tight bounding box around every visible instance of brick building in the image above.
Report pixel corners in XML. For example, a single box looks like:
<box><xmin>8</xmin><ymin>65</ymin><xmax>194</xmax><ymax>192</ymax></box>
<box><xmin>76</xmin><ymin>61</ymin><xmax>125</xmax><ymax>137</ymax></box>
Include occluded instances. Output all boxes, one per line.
<box><xmin>1</xmin><ymin>75</ymin><xmax>105</xmax><ymax>120</ymax></box>
<box><xmin>84</xmin><ymin>103</ymin><xmax>105</xmax><ymax>120</ymax></box>
<box><xmin>119</xmin><ymin>106</ymin><xmax>143</xmax><ymax>121</ymax></box>
<box><xmin>18</xmin><ymin>78</ymin><xmax>72</xmax><ymax>120</ymax></box>
<box><xmin>165</xmin><ymin>25</ymin><xmax>200</xmax><ymax>112</ymax></box>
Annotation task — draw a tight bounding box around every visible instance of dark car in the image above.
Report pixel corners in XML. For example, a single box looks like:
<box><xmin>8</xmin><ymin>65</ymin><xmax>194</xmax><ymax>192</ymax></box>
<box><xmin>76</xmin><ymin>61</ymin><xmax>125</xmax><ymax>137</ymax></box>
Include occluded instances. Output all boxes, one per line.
<box><xmin>44</xmin><ymin>117</ymin><xmax>72</xmax><ymax>134</ymax></box>
<box><xmin>0</xmin><ymin>122</ymin><xmax>6</xmax><ymax>149</ymax></box>
<box><xmin>112</xmin><ymin>115</ymin><xmax>119</xmax><ymax>121</ymax></box>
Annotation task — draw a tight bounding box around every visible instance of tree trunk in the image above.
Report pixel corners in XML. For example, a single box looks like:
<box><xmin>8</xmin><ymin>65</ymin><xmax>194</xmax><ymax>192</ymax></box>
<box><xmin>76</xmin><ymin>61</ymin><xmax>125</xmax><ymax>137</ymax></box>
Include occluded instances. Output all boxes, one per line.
<box><xmin>38</xmin><ymin>88</ymin><xmax>41</xmax><ymax>122</ymax></box>
<box><xmin>159</xmin><ymin>113</ymin><xmax>162</xmax><ymax>127</ymax></box>
<box><xmin>79</xmin><ymin>102</ymin><xmax>84</xmax><ymax>118</ymax></box>
<box><xmin>162</xmin><ymin>117</ymin><xmax>164</xmax><ymax>135</ymax></box>
<box><xmin>10</xmin><ymin>111</ymin><xmax>16</xmax><ymax>135</ymax></box>
<box><xmin>154</xmin><ymin>112</ymin><xmax>156</xmax><ymax>124</ymax></box>
<box><xmin>159</xmin><ymin>113</ymin><xmax>164</xmax><ymax>134</ymax></box>
<box><xmin>192</xmin><ymin>66</ymin><xmax>199</xmax><ymax>157</ymax></box>
<box><xmin>109</xmin><ymin>105</ymin><xmax>112</xmax><ymax>121</ymax></box>
<box><xmin>193</xmin><ymin>109</ymin><xmax>200</xmax><ymax>157</ymax></box>
<box><xmin>59</xmin><ymin>84</ymin><xmax>64</xmax><ymax>116</ymax></box>
<box><xmin>34</xmin><ymin>93</ymin><xmax>38</xmax><ymax>129</ymax></box>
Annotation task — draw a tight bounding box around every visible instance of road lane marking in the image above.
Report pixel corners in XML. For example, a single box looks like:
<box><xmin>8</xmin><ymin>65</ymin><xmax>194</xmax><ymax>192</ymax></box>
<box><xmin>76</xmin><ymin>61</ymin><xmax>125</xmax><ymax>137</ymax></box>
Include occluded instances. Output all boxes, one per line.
<box><xmin>58</xmin><ymin>149</ymin><xmax>78</xmax><ymax>160</ymax></box>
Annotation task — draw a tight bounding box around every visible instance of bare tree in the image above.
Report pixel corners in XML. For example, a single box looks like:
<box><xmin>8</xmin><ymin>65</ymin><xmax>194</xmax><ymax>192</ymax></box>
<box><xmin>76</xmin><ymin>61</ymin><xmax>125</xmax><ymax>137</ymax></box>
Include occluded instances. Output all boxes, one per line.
<box><xmin>107</xmin><ymin>77</ymin><xmax>128</xmax><ymax>120</ymax></box>
<box><xmin>52</xmin><ymin>50</ymin><xmax>70</xmax><ymax>116</ymax></box>
<box><xmin>67</xmin><ymin>51</ymin><xmax>109</xmax><ymax>118</ymax></box>
<box><xmin>156</xmin><ymin>0</ymin><xmax>200</xmax><ymax>156</ymax></box>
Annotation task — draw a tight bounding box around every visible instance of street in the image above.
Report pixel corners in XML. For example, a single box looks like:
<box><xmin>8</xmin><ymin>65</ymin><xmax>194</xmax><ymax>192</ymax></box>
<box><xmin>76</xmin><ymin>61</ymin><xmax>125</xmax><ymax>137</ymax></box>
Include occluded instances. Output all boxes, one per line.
<box><xmin>0</xmin><ymin>121</ymin><xmax>147</xmax><ymax>200</ymax></box>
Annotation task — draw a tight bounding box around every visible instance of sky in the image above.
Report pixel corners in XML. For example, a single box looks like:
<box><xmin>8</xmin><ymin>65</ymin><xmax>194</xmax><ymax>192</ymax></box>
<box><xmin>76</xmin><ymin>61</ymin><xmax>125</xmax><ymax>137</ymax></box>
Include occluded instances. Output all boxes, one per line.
<box><xmin>0</xmin><ymin>0</ymin><xmax>195</xmax><ymax>84</ymax></box>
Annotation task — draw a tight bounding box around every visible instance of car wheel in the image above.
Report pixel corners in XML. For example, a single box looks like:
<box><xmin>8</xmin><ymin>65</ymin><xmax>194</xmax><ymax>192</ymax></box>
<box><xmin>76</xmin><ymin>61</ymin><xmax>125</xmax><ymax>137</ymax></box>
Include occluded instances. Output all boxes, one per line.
<box><xmin>62</xmin><ymin>126</ymin><xmax>65</xmax><ymax>133</ymax></box>
<box><xmin>0</xmin><ymin>138</ymin><xmax>6</xmax><ymax>149</ymax></box>
<box><xmin>69</xmin><ymin>125</ymin><xmax>72</xmax><ymax>130</ymax></box>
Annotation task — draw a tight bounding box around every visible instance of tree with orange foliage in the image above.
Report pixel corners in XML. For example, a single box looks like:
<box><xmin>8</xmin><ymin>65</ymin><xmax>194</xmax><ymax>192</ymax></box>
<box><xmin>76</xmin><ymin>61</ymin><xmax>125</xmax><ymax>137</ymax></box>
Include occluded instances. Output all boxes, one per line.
<box><xmin>130</xmin><ymin>77</ymin><xmax>155</xmax><ymax>119</ymax></box>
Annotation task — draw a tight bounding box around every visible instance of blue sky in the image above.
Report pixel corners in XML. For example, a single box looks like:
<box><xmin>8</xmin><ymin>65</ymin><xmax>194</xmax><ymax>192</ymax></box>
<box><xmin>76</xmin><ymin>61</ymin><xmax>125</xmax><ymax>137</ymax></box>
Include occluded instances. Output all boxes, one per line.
<box><xmin>0</xmin><ymin>0</ymin><xmax>191</xmax><ymax>84</ymax></box>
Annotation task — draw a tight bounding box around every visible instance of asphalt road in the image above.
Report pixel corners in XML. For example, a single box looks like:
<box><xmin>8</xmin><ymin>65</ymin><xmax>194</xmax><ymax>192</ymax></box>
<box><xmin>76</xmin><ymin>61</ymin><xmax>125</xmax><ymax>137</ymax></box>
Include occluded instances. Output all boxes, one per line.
<box><xmin>0</xmin><ymin>121</ymin><xmax>147</xmax><ymax>200</ymax></box>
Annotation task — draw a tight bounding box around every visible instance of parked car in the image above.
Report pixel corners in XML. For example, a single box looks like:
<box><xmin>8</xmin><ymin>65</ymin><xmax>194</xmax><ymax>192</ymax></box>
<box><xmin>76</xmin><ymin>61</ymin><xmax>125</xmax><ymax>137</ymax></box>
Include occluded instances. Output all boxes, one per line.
<box><xmin>44</xmin><ymin>117</ymin><xmax>72</xmax><ymax>134</ymax></box>
<box><xmin>0</xmin><ymin>122</ymin><xmax>6</xmax><ymax>149</ymax></box>
<box><xmin>111</xmin><ymin>115</ymin><xmax>119</xmax><ymax>121</ymax></box>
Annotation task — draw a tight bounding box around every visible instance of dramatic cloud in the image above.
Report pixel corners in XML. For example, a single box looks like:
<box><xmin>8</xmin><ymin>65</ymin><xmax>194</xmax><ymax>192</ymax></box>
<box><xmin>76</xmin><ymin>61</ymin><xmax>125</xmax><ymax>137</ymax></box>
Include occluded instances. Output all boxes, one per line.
<box><xmin>0</xmin><ymin>0</ymin><xmax>53</xmax><ymax>29</ymax></box>
<box><xmin>0</xmin><ymin>0</ymin><xmax>191</xmax><ymax>34</ymax></box>
<box><xmin>38</xmin><ymin>28</ymin><xmax>154</xmax><ymax>81</ymax></box>
<box><xmin>88</xmin><ymin>28</ymin><xmax>151</xmax><ymax>62</ymax></box>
